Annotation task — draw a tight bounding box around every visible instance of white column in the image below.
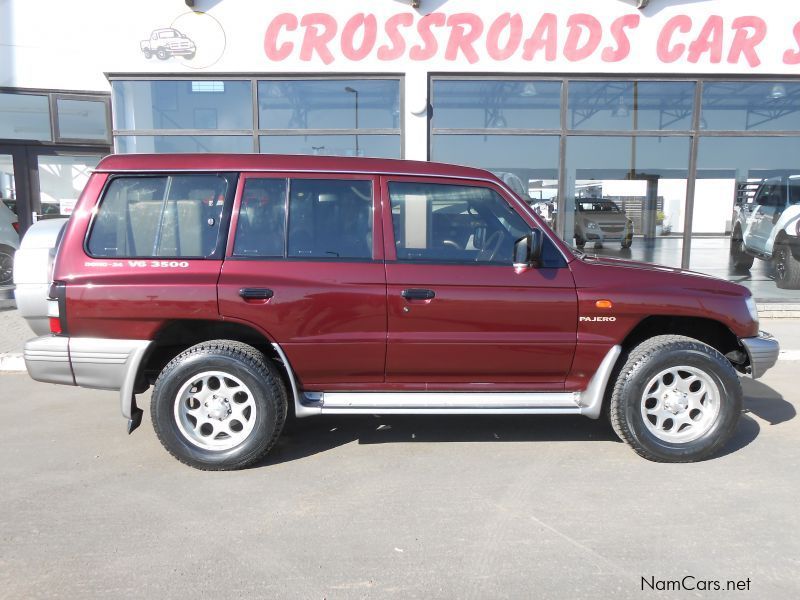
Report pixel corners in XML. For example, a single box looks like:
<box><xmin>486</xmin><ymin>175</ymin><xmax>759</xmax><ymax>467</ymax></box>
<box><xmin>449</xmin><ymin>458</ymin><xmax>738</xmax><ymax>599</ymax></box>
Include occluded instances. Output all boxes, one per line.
<box><xmin>403</xmin><ymin>69</ymin><xmax>429</xmax><ymax>161</ymax></box>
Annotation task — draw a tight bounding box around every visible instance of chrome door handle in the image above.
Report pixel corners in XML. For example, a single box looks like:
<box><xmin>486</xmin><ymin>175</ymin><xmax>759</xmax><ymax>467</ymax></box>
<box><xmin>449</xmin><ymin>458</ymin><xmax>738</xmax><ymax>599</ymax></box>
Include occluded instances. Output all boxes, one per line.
<box><xmin>239</xmin><ymin>288</ymin><xmax>274</xmax><ymax>300</ymax></box>
<box><xmin>401</xmin><ymin>288</ymin><xmax>435</xmax><ymax>300</ymax></box>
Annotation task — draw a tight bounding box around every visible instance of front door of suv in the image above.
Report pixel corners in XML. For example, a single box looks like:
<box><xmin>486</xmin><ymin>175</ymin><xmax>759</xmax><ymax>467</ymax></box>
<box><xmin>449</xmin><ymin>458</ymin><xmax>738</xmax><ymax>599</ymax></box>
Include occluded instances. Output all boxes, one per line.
<box><xmin>381</xmin><ymin>177</ymin><xmax>577</xmax><ymax>389</ymax></box>
<box><xmin>218</xmin><ymin>173</ymin><xmax>386</xmax><ymax>388</ymax></box>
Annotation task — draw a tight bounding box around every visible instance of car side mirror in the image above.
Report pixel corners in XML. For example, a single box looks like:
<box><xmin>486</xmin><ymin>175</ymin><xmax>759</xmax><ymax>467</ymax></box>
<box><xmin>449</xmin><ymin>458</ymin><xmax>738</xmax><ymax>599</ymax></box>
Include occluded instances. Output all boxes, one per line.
<box><xmin>513</xmin><ymin>230</ymin><xmax>543</xmax><ymax>271</ymax></box>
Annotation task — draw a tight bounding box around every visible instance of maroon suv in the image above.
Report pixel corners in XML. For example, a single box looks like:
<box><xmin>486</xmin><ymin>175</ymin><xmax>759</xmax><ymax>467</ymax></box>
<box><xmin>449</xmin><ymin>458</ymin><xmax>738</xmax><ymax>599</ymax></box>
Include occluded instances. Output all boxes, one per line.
<box><xmin>15</xmin><ymin>154</ymin><xmax>779</xmax><ymax>470</ymax></box>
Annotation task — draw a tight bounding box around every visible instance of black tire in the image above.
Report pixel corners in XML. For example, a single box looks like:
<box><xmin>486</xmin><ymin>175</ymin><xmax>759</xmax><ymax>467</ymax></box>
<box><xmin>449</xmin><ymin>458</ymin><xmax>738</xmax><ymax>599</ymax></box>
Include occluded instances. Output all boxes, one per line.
<box><xmin>0</xmin><ymin>244</ymin><xmax>15</xmax><ymax>286</ymax></box>
<box><xmin>143</xmin><ymin>49</ymin><xmax>152</xmax><ymax>59</ymax></box>
<box><xmin>609</xmin><ymin>335</ymin><xmax>742</xmax><ymax>463</ymax></box>
<box><xmin>730</xmin><ymin>228</ymin><xmax>754</xmax><ymax>271</ymax></box>
<box><xmin>150</xmin><ymin>340</ymin><xmax>287</xmax><ymax>470</ymax></box>
<box><xmin>774</xmin><ymin>239</ymin><xmax>800</xmax><ymax>289</ymax></box>
<box><xmin>575</xmin><ymin>235</ymin><xmax>585</xmax><ymax>249</ymax></box>
<box><xmin>185</xmin><ymin>52</ymin><xmax>196</xmax><ymax>60</ymax></box>
<box><xmin>156</xmin><ymin>47</ymin><xmax>169</xmax><ymax>60</ymax></box>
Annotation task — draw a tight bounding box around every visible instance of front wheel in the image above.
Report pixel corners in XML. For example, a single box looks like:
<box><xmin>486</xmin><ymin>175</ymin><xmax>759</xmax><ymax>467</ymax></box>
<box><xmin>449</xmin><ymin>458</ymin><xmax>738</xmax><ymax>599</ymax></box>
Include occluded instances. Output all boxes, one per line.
<box><xmin>151</xmin><ymin>340</ymin><xmax>287</xmax><ymax>470</ymax></box>
<box><xmin>609</xmin><ymin>335</ymin><xmax>741</xmax><ymax>462</ymax></box>
<box><xmin>156</xmin><ymin>47</ymin><xmax>169</xmax><ymax>60</ymax></box>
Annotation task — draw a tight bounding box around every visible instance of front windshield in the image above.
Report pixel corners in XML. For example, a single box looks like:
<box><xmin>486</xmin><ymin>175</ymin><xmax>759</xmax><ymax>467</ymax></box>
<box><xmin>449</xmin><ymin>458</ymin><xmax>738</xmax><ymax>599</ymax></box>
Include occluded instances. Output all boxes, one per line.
<box><xmin>159</xmin><ymin>30</ymin><xmax>179</xmax><ymax>38</ymax></box>
<box><xmin>576</xmin><ymin>200</ymin><xmax>622</xmax><ymax>213</ymax></box>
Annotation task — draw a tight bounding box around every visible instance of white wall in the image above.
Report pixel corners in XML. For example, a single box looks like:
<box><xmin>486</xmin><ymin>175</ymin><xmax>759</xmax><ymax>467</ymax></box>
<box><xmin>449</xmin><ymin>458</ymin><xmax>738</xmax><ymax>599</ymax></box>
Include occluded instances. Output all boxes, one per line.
<box><xmin>3</xmin><ymin>0</ymin><xmax>800</xmax><ymax>161</ymax></box>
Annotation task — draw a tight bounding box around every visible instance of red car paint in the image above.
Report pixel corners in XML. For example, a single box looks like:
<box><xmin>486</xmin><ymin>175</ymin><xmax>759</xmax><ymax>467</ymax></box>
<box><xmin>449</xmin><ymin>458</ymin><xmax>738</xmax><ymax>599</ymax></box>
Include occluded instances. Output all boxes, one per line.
<box><xmin>52</xmin><ymin>154</ymin><xmax>758</xmax><ymax>393</ymax></box>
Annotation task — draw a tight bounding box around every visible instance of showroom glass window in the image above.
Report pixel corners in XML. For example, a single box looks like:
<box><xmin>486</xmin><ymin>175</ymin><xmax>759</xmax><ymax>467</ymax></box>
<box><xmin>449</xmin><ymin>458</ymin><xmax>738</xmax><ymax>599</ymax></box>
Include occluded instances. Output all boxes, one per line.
<box><xmin>430</xmin><ymin>79</ymin><xmax>561</xmax><ymax>230</ymax></box>
<box><xmin>111</xmin><ymin>77</ymin><xmax>402</xmax><ymax>158</ymax></box>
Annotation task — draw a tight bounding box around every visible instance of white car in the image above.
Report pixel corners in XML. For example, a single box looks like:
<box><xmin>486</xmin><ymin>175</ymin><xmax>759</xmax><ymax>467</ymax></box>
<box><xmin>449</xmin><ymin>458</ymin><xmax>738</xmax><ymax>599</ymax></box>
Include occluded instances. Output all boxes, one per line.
<box><xmin>731</xmin><ymin>175</ymin><xmax>800</xmax><ymax>289</ymax></box>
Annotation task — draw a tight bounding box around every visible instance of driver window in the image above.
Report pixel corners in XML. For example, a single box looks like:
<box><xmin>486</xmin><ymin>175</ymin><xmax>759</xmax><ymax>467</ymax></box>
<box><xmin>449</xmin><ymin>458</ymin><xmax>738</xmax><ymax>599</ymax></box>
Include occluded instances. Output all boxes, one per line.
<box><xmin>389</xmin><ymin>181</ymin><xmax>528</xmax><ymax>264</ymax></box>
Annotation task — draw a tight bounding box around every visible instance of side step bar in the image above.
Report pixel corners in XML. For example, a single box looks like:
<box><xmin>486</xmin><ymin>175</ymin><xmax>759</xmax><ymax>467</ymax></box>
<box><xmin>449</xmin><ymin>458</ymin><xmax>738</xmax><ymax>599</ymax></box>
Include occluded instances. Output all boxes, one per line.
<box><xmin>308</xmin><ymin>391</ymin><xmax>582</xmax><ymax>415</ymax></box>
<box><xmin>279</xmin><ymin>345</ymin><xmax>623</xmax><ymax>421</ymax></box>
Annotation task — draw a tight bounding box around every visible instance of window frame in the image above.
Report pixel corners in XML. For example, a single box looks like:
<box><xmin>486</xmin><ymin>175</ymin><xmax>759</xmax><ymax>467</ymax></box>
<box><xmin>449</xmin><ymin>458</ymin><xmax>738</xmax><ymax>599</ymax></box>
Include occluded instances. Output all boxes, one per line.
<box><xmin>84</xmin><ymin>172</ymin><xmax>237</xmax><ymax>260</ymax></box>
<box><xmin>53</xmin><ymin>93</ymin><xmax>112</xmax><ymax>144</ymax></box>
<box><xmin>380</xmin><ymin>175</ymin><xmax>544</xmax><ymax>267</ymax></box>
<box><xmin>226</xmin><ymin>171</ymin><xmax>383</xmax><ymax>262</ymax></box>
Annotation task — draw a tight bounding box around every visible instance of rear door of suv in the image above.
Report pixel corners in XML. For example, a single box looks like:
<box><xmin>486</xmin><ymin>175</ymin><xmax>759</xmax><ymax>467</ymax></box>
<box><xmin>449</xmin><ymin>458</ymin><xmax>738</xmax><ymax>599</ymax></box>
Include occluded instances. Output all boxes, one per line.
<box><xmin>217</xmin><ymin>172</ymin><xmax>386</xmax><ymax>388</ymax></box>
<box><xmin>381</xmin><ymin>176</ymin><xmax>577</xmax><ymax>389</ymax></box>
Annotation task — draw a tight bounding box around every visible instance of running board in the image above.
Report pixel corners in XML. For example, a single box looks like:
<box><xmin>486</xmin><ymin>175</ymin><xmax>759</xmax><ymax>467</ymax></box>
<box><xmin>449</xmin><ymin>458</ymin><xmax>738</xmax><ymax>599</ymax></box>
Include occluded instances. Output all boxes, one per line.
<box><xmin>285</xmin><ymin>345</ymin><xmax>623</xmax><ymax>421</ymax></box>
<box><xmin>308</xmin><ymin>391</ymin><xmax>581</xmax><ymax>415</ymax></box>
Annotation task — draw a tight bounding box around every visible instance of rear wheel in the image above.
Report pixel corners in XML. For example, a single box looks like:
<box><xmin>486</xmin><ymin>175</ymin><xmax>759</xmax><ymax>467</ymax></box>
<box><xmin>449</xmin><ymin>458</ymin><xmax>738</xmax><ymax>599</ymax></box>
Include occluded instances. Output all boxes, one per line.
<box><xmin>609</xmin><ymin>335</ymin><xmax>741</xmax><ymax>462</ymax></box>
<box><xmin>0</xmin><ymin>244</ymin><xmax>15</xmax><ymax>286</ymax></box>
<box><xmin>151</xmin><ymin>340</ymin><xmax>287</xmax><ymax>470</ymax></box>
<box><xmin>730</xmin><ymin>228</ymin><xmax>754</xmax><ymax>271</ymax></box>
<box><xmin>774</xmin><ymin>239</ymin><xmax>800</xmax><ymax>289</ymax></box>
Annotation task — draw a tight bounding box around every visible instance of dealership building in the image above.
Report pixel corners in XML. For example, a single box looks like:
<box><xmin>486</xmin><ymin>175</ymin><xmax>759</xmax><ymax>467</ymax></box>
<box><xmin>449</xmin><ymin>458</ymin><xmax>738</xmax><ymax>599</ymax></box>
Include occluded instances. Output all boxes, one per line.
<box><xmin>1</xmin><ymin>0</ymin><xmax>800</xmax><ymax>301</ymax></box>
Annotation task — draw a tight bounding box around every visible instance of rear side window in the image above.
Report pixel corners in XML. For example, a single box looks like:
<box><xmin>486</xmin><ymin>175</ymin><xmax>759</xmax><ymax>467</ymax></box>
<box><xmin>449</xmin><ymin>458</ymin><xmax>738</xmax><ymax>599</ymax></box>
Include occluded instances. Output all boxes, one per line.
<box><xmin>87</xmin><ymin>174</ymin><xmax>232</xmax><ymax>258</ymax></box>
<box><xmin>288</xmin><ymin>179</ymin><xmax>373</xmax><ymax>259</ymax></box>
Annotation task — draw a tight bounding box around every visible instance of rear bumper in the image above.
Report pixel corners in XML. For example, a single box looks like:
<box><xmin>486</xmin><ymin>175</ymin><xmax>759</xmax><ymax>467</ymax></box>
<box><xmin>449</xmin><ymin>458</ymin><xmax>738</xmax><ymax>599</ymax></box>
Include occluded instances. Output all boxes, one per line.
<box><xmin>24</xmin><ymin>336</ymin><xmax>152</xmax><ymax>419</ymax></box>
<box><xmin>740</xmin><ymin>331</ymin><xmax>780</xmax><ymax>379</ymax></box>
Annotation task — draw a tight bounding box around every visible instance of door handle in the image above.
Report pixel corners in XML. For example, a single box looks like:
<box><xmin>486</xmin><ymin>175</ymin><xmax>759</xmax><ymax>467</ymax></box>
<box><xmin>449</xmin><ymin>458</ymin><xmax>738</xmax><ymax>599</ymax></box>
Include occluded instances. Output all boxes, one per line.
<box><xmin>401</xmin><ymin>288</ymin><xmax>435</xmax><ymax>300</ymax></box>
<box><xmin>239</xmin><ymin>288</ymin><xmax>274</xmax><ymax>300</ymax></box>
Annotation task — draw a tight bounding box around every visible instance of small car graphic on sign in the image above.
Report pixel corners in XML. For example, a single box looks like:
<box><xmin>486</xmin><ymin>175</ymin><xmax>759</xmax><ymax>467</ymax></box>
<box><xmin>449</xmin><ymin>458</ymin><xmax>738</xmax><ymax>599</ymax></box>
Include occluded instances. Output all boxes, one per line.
<box><xmin>140</xmin><ymin>28</ymin><xmax>196</xmax><ymax>60</ymax></box>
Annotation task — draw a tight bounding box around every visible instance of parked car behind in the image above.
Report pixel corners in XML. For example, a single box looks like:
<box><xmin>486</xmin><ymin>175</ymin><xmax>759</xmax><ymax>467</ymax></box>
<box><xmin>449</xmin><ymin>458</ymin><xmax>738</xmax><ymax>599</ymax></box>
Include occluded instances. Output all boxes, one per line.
<box><xmin>730</xmin><ymin>175</ymin><xmax>800</xmax><ymax>288</ymax></box>
<box><xmin>574</xmin><ymin>199</ymin><xmax>634</xmax><ymax>249</ymax></box>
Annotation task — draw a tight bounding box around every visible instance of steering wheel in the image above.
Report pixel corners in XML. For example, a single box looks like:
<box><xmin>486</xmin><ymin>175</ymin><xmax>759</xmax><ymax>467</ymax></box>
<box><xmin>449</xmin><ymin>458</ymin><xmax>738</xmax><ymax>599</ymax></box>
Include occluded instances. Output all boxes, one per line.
<box><xmin>476</xmin><ymin>230</ymin><xmax>503</xmax><ymax>263</ymax></box>
<box><xmin>440</xmin><ymin>239</ymin><xmax>462</xmax><ymax>251</ymax></box>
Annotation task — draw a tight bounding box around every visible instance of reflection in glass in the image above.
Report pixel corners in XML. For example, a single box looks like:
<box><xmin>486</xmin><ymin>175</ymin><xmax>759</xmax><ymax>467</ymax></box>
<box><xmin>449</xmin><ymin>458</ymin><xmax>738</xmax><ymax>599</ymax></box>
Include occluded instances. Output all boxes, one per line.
<box><xmin>701</xmin><ymin>82</ymin><xmax>800</xmax><ymax>131</ymax></box>
<box><xmin>258</xmin><ymin>80</ymin><xmax>400</xmax><ymax>130</ymax></box>
<box><xmin>431</xmin><ymin>134</ymin><xmax>560</xmax><ymax>227</ymax></box>
<box><xmin>0</xmin><ymin>93</ymin><xmax>51</xmax><ymax>141</ymax></box>
<box><xmin>565</xmin><ymin>136</ymin><xmax>690</xmax><ymax>268</ymax></box>
<box><xmin>431</xmin><ymin>80</ymin><xmax>561</xmax><ymax>129</ymax></box>
<box><xmin>37</xmin><ymin>155</ymin><xmax>102</xmax><ymax>219</ymax></box>
<box><xmin>260</xmin><ymin>135</ymin><xmax>400</xmax><ymax>158</ymax></box>
<box><xmin>116</xmin><ymin>136</ymin><xmax>253</xmax><ymax>154</ymax></box>
<box><xmin>56</xmin><ymin>99</ymin><xmax>108</xmax><ymax>140</ymax></box>
<box><xmin>568</xmin><ymin>81</ymin><xmax>695</xmax><ymax>131</ymax></box>
<box><xmin>692</xmin><ymin>136</ymin><xmax>800</xmax><ymax>301</ymax></box>
<box><xmin>112</xmin><ymin>80</ymin><xmax>253</xmax><ymax>130</ymax></box>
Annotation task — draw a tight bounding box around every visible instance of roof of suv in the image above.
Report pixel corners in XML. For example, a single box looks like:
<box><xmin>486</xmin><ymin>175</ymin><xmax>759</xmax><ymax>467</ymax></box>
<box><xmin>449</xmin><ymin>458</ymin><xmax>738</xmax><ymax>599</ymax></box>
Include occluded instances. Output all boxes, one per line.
<box><xmin>94</xmin><ymin>153</ymin><xmax>500</xmax><ymax>182</ymax></box>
